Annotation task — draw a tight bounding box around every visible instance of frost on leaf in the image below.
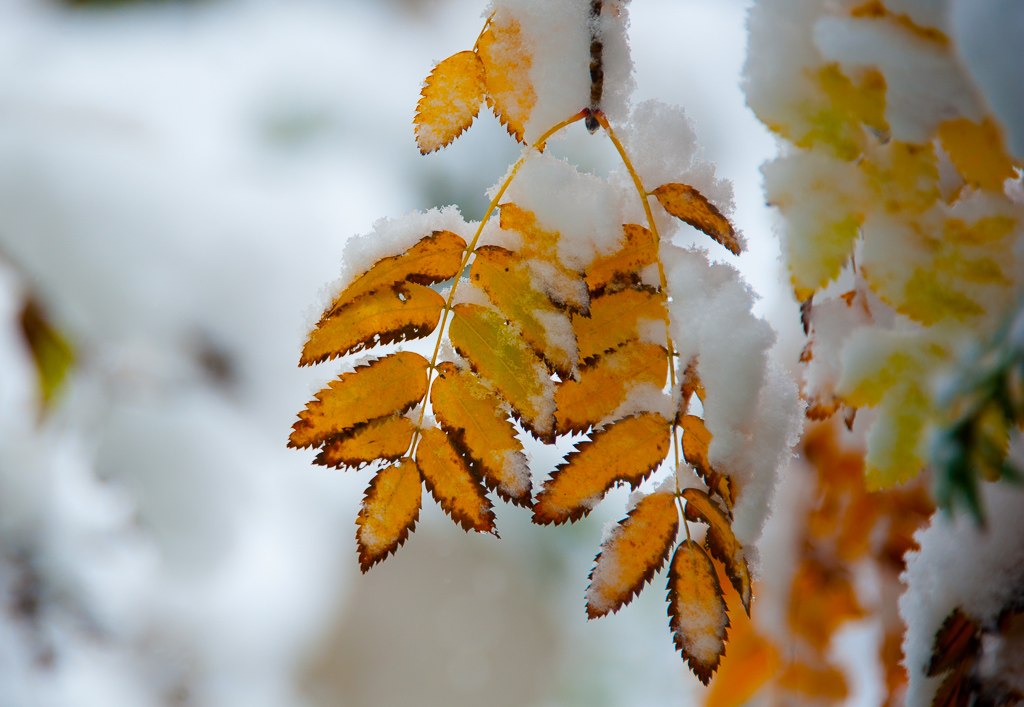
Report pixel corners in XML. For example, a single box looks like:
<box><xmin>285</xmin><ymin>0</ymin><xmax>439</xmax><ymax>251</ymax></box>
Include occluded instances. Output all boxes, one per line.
<box><xmin>682</xmin><ymin>488</ymin><xmax>752</xmax><ymax>616</ymax></box>
<box><xmin>667</xmin><ymin>540</ymin><xmax>730</xmax><ymax>685</ymax></box>
<box><xmin>573</xmin><ymin>287</ymin><xmax>667</xmax><ymax>363</ymax></box>
<box><xmin>533</xmin><ymin>413</ymin><xmax>672</xmax><ymax>525</ymax></box>
<box><xmin>289</xmin><ymin>351</ymin><xmax>430</xmax><ymax>449</ymax></box>
<box><xmin>314</xmin><ymin>414</ymin><xmax>416</xmax><ymax>470</ymax></box>
<box><xmin>414</xmin><ymin>50</ymin><xmax>486</xmax><ymax>154</ymax></box>
<box><xmin>416</xmin><ymin>427</ymin><xmax>497</xmax><ymax>534</ymax></box>
<box><xmin>585</xmin><ymin>223</ymin><xmax>659</xmax><ymax>294</ymax></box>
<box><xmin>356</xmin><ymin>458</ymin><xmax>422</xmax><ymax>572</ymax></box>
<box><xmin>477</xmin><ymin>12</ymin><xmax>536</xmax><ymax>143</ymax></box>
<box><xmin>586</xmin><ymin>491</ymin><xmax>679</xmax><ymax>618</ymax></box>
<box><xmin>323</xmin><ymin>230</ymin><xmax>467</xmax><ymax>318</ymax></box>
<box><xmin>652</xmin><ymin>183</ymin><xmax>742</xmax><ymax>256</ymax></box>
<box><xmin>301</xmin><ymin>283</ymin><xmax>445</xmax><ymax>366</ymax></box>
<box><xmin>448</xmin><ymin>303</ymin><xmax>555</xmax><ymax>441</ymax></box>
<box><xmin>430</xmin><ymin>361</ymin><xmax>532</xmax><ymax>506</ymax></box>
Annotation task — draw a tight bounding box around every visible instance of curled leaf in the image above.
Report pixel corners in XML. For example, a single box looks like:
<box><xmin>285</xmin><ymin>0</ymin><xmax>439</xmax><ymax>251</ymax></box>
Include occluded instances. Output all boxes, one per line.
<box><xmin>651</xmin><ymin>183</ymin><xmax>742</xmax><ymax>255</ymax></box>
<box><xmin>533</xmin><ymin>413</ymin><xmax>671</xmax><ymax>525</ymax></box>
<box><xmin>667</xmin><ymin>540</ymin><xmax>730</xmax><ymax>685</ymax></box>
<box><xmin>586</xmin><ymin>492</ymin><xmax>679</xmax><ymax>618</ymax></box>
<box><xmin>682</xmin><ymin>488</ymin><xmax>752</xmax><ymax>615</ymax></box>
<box><xmin>414</xmin><ymin>50</ymin><xmax>486</xmax><ymax>154</ymax></box>
<box><xmin>289</xmin><ymin>351</ymin><xmax>430</xmax><ymax>449</ymax></box>
<box><xmin>416</xmin><ymin>427</ymin><xmax>497</xmax><ymax>533</ymax></box>
<box><xmin>315</xmin><ymin>414</ymin><xmax>416</xmax><ymax>470</ymax></box>
<box><xmin>356</xmin><ymin>458</ymin><xmax>422</xmax><ymax>572</ymax></box>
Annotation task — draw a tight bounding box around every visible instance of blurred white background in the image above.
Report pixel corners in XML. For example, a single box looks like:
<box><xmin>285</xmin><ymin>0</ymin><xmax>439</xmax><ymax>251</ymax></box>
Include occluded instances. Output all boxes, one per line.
<box><xmin>0</xmin><ymin>0</ymin><xmax>791</xmax><ymax>704</ymax></box>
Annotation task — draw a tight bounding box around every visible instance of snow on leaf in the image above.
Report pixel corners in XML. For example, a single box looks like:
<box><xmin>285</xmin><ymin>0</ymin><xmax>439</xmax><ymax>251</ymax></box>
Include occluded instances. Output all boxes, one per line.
<box><xmin>477</xmin><ymin>12</ymin><xmax>536</xmax><ymax>144</ymax></box>
<box><xmin>651</xmin><ymin>183</ymin><xmax>742</xmax><ymax>255</ymax></box>
<box><xmin>430</xmin><ymin>361</ymin><xmax>531</xmax><ymax>506</ymax></box>
<box><xmin>416</xmin><ymin>427</ymin><xmax>496</xmax><ymax>534</ymax></box>
<box><xmin>314</xmin><ymin>414</ymin><xmax>416</xmax><ymax>470</ymax></box>
<box><xmin>555</xmin><ymin>341</ymin><xmax>667</xmax><ymax>435</ymax></box>
<box><xmin>356</xmin><ymin>458</ymin><xmax>422</xmax><ymax>572</ymax></box>
<box><xmin>414</xmin><ymin>50</ymin><xmax>486</xmax><ymax>154</ymax></box>
<box><xmin>573</xmin><ymin>287</ymin><xmax>667</xmax><ymax>363</ymax></box>
<box><xmin>301</xmin><ymin>283</ymin><xmax>445</xmax><ymax>366</ymax></box>
<box><xmin>448</xmin><ymin>303</ymin><xmax>555</xmax><ymax>441</ymax></box>
<box><xmin>585</xmin><ymin>491</ymin><xmax>679</xmax><ymax>618</ymax></box>
<box><xmin>289</xmin><ymin>351</ymin><xmax>430</xmax><ymax>449</ymax></box>
<box><xmin>533</xmin><ymin>413</ymin><xmax>672</xmax><ymax>525</ymax></box>
<box><xmin>667</xmin><ymin>540</ymin><xmax>730</xmax><ymax>685</ymax></box>
<box><xmin>324</xmin><ymin>230</ymin><xmax>466</xmax><ymax>317</ymax></box>
<box><xmin>471</xmin><ymin>245</ymin><xmax>576</xmax><ymax>378</ymax></box>
<box><xmin>585</xmin><ymin>223</ymin><xmax>659</xmax><ymax>294</ymax></box>
<box><xmin>927</xmin><ymin>607</ymin><xmax>980</xmax><ymax>678</ymax></box>
<box><xmin>682</xmin><ymin>488</ymin><xmax>752</xmax><ymax>616</ymax></box>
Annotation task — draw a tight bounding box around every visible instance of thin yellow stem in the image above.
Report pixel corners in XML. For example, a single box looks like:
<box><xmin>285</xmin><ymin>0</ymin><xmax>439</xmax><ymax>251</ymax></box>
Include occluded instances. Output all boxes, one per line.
<box><xmin>472</xmin><ymin>12</ymin><xmax>496</xmax><ymax>52</ymax></box>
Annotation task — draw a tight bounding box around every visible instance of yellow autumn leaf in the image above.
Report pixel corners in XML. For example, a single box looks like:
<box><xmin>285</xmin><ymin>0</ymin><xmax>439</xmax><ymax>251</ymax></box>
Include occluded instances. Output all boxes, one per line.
<box><xmin>324</xmin><ymin>230</ymin><xmax>466</xmax><ymax>317</ymax></box>
<box><xmin>777</xmin><ymin>662</ymin><xmax>848</xmax><ymax>700</ymax></box>
<box><xmin>667</xmin><ymin>540</ymin><xmax>730</xmax><ymax>686</ymax></box>
<box><xmin>448</xmin><ymin>303</ymin><xmax>554</xmax><ymax>441</ymax></box>
<box><xmin>314</xmin><ymin>414</ymin><xmax>416</xmax><ymax>470</ymax></box>
<box><xmin>355</xmin><ymin>458</ymin><xmax>422</xmax><ymax>572</ymax></box>
<box><xmin>585</xmin><ymin>492</ymin><xmax>679</xmax><ymax>618</ymax></box>
<box><xmin>19</xmin><ymin>299</ymin><xmax>74</xmax><ymax>409</ymax></box>
<box><xmin>585</xmin><ymin>223</ymin><xmax>659</xmax><ymax>293</ymax></box>
<box><xmin>416</xmin><ymin>427</ymin><xmax>496</xmax><ymax>534</ymax></box>
<box><xmin>414</xmin><ymin>50</ymin><xmax>486</xmax><ymax>154</ymax></box>
<box><xmin>574</xmin><ymin>287</ymin><xmax>667</xmax><ymax>363</ymax></box>
<box><xmin>938</xmin><ymin>117</ymin><xmax>1018</xmax><ymax>192</ymax></box>
<box><xmin>705</xmin><ymin>594</ymin><xmax>780</xmax><ymax>707</ymax></box>
<box><xmin>430</xmin><ymin>361</ymin><xmax>532</xmax><ymax>506</ymax></box>
<box><xmin>788</xmin><ymin>558</ymin><xmax>863</xmax><ymax>651</ymax></box>
<box><xmin>651</xmin><ymin>183</ymin><xmax>742</xmax><ymax>255</ymax></box>
<box><xmin>555</xmin><ymin>341</ymin><xmax>668</xmax><ymax>435</ymax></box>
<box><xmin>471</xmin><ymin>245</ymin><xmax>576</xmax><ymax>378</ymax></box>
<box><xmin>680</xmin><ymin>414</ymin><xmax>736</xmax><ymax>511</ymax></box>
<box><xmin>682</xmin><ymin>488</ymin><xmax>752</xmax><ymax>616</ymax></box>
<box><xmin>301</xmin><ymin>283</ymin><xmax>445</xmax><ymax>366</ymax></box>
<box><xmin>289</xmin><ymin>351</ymin><xmax>430</xmax><ymax>449</ymax></box>
<box><xmin>477</xmin><ymin>12</ymin><xmax>536</xmax><ymax>143</ymax></box>
<box><xmin>533</xmin><ymin>413</ymin><xmax>671</xmax><ymax>525</ymax></box>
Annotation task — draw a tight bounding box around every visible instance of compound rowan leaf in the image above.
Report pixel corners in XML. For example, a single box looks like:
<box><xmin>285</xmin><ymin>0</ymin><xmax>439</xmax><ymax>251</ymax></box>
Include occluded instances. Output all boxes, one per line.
<box><xmin>682</xmin><ymin>488</ymin><xmax>752</xmax><ymax>616</ymax></box>
<box><xmin>651</xmin><ymin>183</ymin><xmax>742</xmax><ymax>256</ymax></box>
<box><xmin>356</xmin><ymin>458</ymin><xmax>422</xmax><ymax>572</ymax></box>
<box><xmin>301</xmin><ymin>283</ymin><xmax>445</xmax><ymax>366</ymax></box>
<box><xmin>585</xmin><ymin>223</ymin><xmax>659</xmax><ymax>293</ymax></box>
<box><xmin>555</xmin><ymin>341</ymin><xmax>667</xmax><ymax>435</ymax></box>
<box><xmin>289</xmin><ymin>351</ymin><xmax>430</xmax><ymax>449</ymax></box>
<box><xmin>680</xmin><ymin>414</ymin><xmax>736</xmax><ymax>511</ymax></box>
<box><xmin>314</xmin><ymin>414</ymin><xmax>416</xmax><ymax>470</ymax></box>
<box><xmin>416</xmin><ymin>427</ymin><xmax>496</xmax><ymax>533</ymax></box>
<box><xmin>585</xmin><ymin>491</ymin><xmax>679</xmax><ymax>618</ymax></box>
<box><xmin>927</xmin><ymin>608</ymin><xmax>980</xmax><ymax>677</ymax></box>
<box><xmin>431</xmin><ymin>361</ymin><xmax>531</xmax><ymax>506</ymax></box>
<box><xmin>324</xmin><ymin>230</ymin><xmax>466</xmax><ymax>317</ymax></box>
<box><xmin>471</xmin><ymin>245</ymin><xmax>576</xmax><ymax>378</ymax></box>
<box><xmin>533</xmin><ymin>413</ymin><xmax>671</xmax><ymax>525</ymax></box>
<box><xmin>477</xmin><ymin>13</ymin><xmax>536</xmax><ymax>143</ymax></box>
<box><xmin>667</xmin><ymin>540</ymin><xmax>730</xmax><ymax>685</ymax></box>
<box><xmin>574</xmin><ymin>287</ymin><xmax>667</xmax><ymax>363</ymax></box>
<box><xmin>448</xmin><ymin>303</ymin><xmax>555</xmax><ymax>441</ymax></box>
<box><xmin>414</xmin><ymin>50</ymin><xmax>486</xmax><ymax>154</ymax></box>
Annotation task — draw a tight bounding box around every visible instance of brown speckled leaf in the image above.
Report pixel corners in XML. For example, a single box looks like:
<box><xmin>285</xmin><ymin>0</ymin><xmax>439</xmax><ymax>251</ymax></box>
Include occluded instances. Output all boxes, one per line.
<box><xmin>667</xmin><ymin>540</ymin><xmax>730</xmax><ymax>685</ymax></box>
<box><xmin>652</xmin><ymin>183</ymin><xmax>741</xmax><ymax>255</ymax></box>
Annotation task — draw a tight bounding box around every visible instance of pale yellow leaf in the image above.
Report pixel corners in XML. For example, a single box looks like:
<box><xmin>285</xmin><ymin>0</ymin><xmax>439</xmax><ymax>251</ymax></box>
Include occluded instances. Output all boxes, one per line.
<box><xmin>356</xmin><ymin>458</ymin><xmax>422</xmax><ymax>572</ymax></box>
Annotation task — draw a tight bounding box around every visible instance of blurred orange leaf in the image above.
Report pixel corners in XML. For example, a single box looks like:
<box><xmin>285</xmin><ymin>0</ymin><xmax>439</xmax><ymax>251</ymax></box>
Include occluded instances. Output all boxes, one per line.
<box><xmin>356</xmin><ymin>458</ymin><xmax>422</xmax><ymax>572</ymax></box>
<box><xmin>706</xmin><ymin>594</ymin><xmax>779</xmax><ymax>707</ymax></box>
<box><xmin>414</xmin><ymin>50</ymin><xmax>486</xmax><ymax>154</ymax></box>
<box><xmin>651</xmin><ymin>183</ymin><xmax>741</xmax><ymax>255</ymax></box>
<box><xmin>668</xmin><ymin>540</ymin><xmax>730</xmax><ymax>685</ymax></box>
<box><xmin>777</xmin><ymin>662</ymin><xmax>848</xmax><ymax>700</ymax></box>
<box><xmin>788</xmin><ymin>558</ymin><xmax>864</xmax><ymax>650</ymax></box>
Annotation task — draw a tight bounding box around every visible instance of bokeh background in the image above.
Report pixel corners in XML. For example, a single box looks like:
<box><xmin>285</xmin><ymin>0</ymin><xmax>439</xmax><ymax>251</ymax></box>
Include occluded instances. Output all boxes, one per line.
<box><xmin>0</xmin><ymin>1</ymin><xmax>799</xmax><ymax>704</ymax></box>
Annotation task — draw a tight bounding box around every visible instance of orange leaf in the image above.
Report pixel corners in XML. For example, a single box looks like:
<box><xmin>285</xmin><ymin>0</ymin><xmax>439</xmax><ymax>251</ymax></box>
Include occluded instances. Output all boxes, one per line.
<box><xmin>289</xmin><ymin>352</ymin><xmax>430</xmax><ymax>449</ymax></box>
<box><xmin>651</xmin><ymin>183</ymin><xmax>741</xmax><ymax>255</ymax></box>
<box><xmin>585</xmin><ymin>492</ymin><xmax>679</xmax><ymax>618</ymax></box>
<box><xmin>314</xmin><ymin>414</ymin><xmax>416</xmax><ymax>470</ymax></box>
<box><xmin>927</xmin><ymin>608</ymin><xmax>980</xmax><ymax>677</ymax></box>
<box><xmin>430</xmin><ymin>361</ymin><xmax>532</xmax><ymax>506</ymax></box>
<box><xmin>533</xmin><ymin>413</ymin><xmax>671</xmax><ymax>525</ymax></box>
<box><xmin>931</xmin><ymin>664</ymin><xmax>973</xmax><ymax>707</ymax></box>
<box><xmin>301</xmin><ymin>283</ymin><xmax>445</xmax><ymax>366</ymax></box>
<box><xmin>682</xmin><ymin>488</ymin><xmax>752</xmax><ymax>616</ymax></box>
<box><xmin>555</xmin><ymin>341</ymin><xmax>668</xmax><ymax>435</ymax></box>
<box><xmin>667</xmin><ymin>540</ymin><xmax>730</xmax><ymax>685</ymax></box>
<box><xmin>448</xmin><ymin>303</ymin><xmax>555</xmax><ymax>441</ymax></box>
<box><xmin>574</xmin><ymin>287</ymin><xmax>667</xmax><ymax>363</ymax></box>
<box><xmin>414</xmin><ymin>50</ymin><xmax>486</xmax><ymax>154</ymax></box>
<box><xmin>477</xmin><ymin>13</ymin><xmax>536</xmax><ymax>143</ymax></box>
<box><xmin>416</xmin><ymin>427</ymin><xmax>496</xmax><ymax>533</ymax></box>
<box><xmin>585</xmin><ymin>223</ymin><xmax>659</xmax><ymax>293</ymax></box>
<box><xmin>680</xmin><ymin>415</ymin><xmax>736</xmax><ymax>511</ymax></box>
<box><xmin>938</xmin><ymin>117</ymin><xmax>1018</xmax><ymax>192</ymax></box>
<box><xmin>706</xmin><ymin>596</ymin><xmax>780</xmax><ymax>707</ymax></box>
<box><xmin>355</xmin><ymin>458</ymin><xmax>422</xmax><ymax>572</ymax></box>
<box><xmin>788</xmin><ymin>558</ymin><xmax>864</xmax><ymax>650</ymax></box>
<box><xmin>777</xmin><ymin>662</ymin><xmax>849</xmax><ymax>700</ymax></box>
<box><xmin>471</xmin><ymin>245</ymin><xmax>576</xmax><ymax>378</ymax></box>
<box><xmin>680</xmin><ymin>359</ymin><xmax>706</xmax><ymax>406</ymax></box>
<box><xmin>324</xmin><ymin>230</ymin><xmax>466</xmax><ymax>316</ymax></box>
